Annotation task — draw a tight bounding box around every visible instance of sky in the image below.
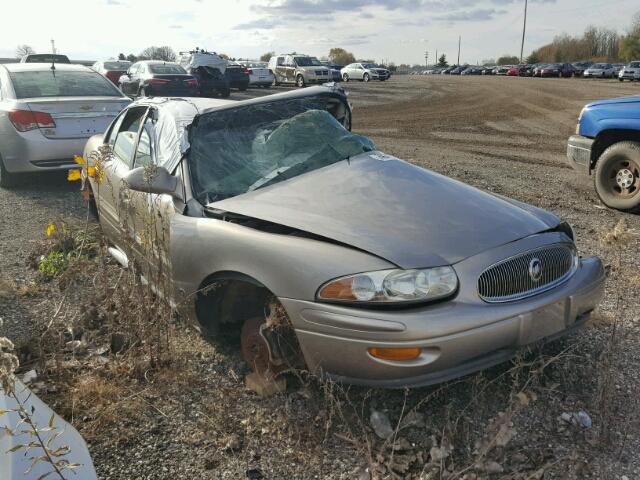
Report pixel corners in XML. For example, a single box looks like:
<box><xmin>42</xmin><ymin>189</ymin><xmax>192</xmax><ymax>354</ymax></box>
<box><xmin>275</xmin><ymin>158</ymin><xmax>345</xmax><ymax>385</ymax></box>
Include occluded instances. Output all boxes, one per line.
<box><xmin>0</xmin><ymin>0</ymin><xmax>636</xmax><ymax>65</ymax></box>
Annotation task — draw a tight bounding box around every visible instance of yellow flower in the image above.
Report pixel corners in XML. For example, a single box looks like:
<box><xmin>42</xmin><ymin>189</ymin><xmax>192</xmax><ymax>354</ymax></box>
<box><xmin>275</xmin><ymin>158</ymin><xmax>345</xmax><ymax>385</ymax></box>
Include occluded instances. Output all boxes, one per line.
<box><xmin>67</xmin><ymin>169</ymin><xmax>81</xmax><ymax>182</ymax></box>
<box><xmin>74</xmin><ymin>155</ymin><xmax>85</xmax><ymax>165</ymax></box>
<box><xmin>46</xmin><ymin>223</ymin><xmax>56</xmax><ymax>237</ymax></box>
<box><xmin>92</xmin><ymin>160</ymin><xmax>105</xmax><ymax>185</ymax></box>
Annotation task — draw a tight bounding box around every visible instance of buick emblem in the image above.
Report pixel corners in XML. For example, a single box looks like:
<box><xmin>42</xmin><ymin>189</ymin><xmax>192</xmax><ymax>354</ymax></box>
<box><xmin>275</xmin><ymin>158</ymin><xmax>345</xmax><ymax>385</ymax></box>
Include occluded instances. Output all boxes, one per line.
<box><xmin>528</xmin><ymin>258</ymin><xmax>542</xmax><ymax>282</ymax></box>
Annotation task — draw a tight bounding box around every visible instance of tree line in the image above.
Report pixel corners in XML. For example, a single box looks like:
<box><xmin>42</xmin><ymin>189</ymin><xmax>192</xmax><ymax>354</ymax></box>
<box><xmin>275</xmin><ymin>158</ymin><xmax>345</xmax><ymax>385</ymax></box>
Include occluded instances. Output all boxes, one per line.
<box><xmin>526</xmin><ymin>12</ymin><xmax>640</xmax><ymax>63</ymax></box>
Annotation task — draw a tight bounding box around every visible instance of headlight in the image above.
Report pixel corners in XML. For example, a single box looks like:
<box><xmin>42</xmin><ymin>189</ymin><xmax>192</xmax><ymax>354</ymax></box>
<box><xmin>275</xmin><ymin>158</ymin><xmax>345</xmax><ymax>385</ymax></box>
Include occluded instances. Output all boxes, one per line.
<box><xmin>317</xmin><ymin>267</ymin><xmax>458</xmax><ymax>304</ymax></box>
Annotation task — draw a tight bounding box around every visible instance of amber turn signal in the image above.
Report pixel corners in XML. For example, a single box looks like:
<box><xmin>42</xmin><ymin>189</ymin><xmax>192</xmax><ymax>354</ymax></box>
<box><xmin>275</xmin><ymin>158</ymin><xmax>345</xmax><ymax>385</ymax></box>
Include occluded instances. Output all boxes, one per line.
<box><xmin>368</xmin><ymin>347</ymin><xmax>422</xmax><ymax>361</ymax></box>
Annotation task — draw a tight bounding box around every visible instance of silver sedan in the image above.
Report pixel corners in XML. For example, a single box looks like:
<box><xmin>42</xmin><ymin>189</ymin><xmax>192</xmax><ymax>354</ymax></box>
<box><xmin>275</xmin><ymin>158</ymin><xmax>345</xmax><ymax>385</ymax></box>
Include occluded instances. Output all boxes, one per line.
<box><xmin>82</xmin><ymin>86</ymin><xmax>605</xmax><ymax>388</ymax></box>
<box><xmin>0</xmin><ymin>63</ymin><xmax>130</xmax><ymax>187</ymax></box>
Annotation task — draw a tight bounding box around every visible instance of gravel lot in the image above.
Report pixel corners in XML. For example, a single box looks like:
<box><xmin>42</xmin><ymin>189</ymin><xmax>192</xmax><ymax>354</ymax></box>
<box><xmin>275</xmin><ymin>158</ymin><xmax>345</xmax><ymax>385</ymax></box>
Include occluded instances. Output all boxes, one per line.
<box><xmin>1</xmin><ymin>75</ymin><xmax>639</xmax><ymax>479</ymax></box>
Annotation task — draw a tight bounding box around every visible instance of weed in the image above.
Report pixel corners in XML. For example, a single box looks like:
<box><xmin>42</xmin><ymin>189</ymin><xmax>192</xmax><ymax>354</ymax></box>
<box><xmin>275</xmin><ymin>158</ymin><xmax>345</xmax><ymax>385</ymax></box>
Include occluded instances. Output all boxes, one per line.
<box><xmin>38</xmin><ymin>251</ymin><xmax>71</xmax><ymax>279</ymax></box>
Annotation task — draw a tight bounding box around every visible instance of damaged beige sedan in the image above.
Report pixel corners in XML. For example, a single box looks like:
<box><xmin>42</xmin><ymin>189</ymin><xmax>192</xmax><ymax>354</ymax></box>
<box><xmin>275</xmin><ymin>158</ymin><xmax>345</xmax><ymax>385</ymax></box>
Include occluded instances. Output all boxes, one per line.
<box><xmin>82</xmin><ymin>86</ymin><xmax>606</xmax><ymax>388</ymax></box>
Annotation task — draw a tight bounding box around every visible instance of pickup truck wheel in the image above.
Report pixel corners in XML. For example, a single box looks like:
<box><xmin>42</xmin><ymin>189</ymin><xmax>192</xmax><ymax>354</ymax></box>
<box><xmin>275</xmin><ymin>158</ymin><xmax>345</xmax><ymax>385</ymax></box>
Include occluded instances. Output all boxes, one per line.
<box><xmin>594</xmin><ymin>141</ymin><xmax>640</xmax><ymax>211</ymax></box>
<box><xmin>296</xmin><ymin>74</ymin><xmax>305</xmax><ymax>88</ymax></box>
<box><xmin>0</xmin><ymin>157</ymin><xmax>18</xmax><ymax>188</ymax></box>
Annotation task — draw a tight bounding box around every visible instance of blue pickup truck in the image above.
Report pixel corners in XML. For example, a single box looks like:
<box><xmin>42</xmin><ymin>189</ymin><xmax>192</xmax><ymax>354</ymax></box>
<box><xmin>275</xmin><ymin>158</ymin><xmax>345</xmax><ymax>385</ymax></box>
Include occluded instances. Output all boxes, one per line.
<box><xmin>567</xmin><ymin>95</ymin><xmax>640</xmax><ymax>211</ymax></box>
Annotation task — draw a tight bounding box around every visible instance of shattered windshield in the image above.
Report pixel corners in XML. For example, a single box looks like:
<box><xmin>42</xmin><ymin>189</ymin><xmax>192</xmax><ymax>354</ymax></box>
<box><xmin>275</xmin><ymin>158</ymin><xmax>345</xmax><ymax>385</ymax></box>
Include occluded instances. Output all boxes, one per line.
<box><xmin>188</xmin><ymin>98</ymin><xmax>374</xmax><ymax>204</ymax></box>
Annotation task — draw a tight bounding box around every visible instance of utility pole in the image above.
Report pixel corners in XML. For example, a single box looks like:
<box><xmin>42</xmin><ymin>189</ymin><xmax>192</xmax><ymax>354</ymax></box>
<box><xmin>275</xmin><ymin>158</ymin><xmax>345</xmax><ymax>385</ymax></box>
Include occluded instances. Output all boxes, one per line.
<box><xmin>51</xmin><ymin>39</ymin><xmax>56</xmax><ymax>54</ymax></box>
<box><xmin>424</xmin><ymin>51</ymin><xmax>429</xmax><ymax>67</ymax></box>
<box><xmin>457</xmin><ymin>36</ymin><xmax>461</xmax><ymax>65</ymax></box>
<box><xmin>520</xmin><ymin>0</ymin><xmax>528</xmax><ymax>63</ymax></box>
<box><xmin>435</xmin><ymin>49</ymin><xmax>438</xmax><ymax>66</ymax></box>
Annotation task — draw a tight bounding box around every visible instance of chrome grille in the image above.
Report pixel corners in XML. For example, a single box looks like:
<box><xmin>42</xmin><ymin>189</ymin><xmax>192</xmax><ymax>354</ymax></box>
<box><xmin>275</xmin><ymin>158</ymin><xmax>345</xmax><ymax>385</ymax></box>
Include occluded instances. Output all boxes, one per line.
<box><xmin>478</xmin><ymin>245</ymin><xmax>576</xmax><ymax>302</ymax></box>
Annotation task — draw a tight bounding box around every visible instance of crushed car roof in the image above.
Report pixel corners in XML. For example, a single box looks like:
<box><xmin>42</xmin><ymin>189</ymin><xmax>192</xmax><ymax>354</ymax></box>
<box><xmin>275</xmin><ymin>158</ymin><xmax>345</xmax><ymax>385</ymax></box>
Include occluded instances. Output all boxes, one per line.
<box><xmin>132</xmin><ymin>85</ymin><xmax>346</xmax><ymax>172</ymax></box>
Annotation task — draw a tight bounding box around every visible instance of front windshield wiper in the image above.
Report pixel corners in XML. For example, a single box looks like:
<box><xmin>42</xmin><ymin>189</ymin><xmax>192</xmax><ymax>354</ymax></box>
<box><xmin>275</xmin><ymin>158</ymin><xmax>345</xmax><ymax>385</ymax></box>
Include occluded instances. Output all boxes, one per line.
<box><xmin>248</xmin><ymin>166</ymin><xmax>293</xmax><ymax>191</ymax></box>
<box><xmin>248</xmin><ymin>163</ymin><xmax>311</xmax><ymax>192</ymax></box>
<box><xmin>248</xmin><ymin>154</ymin><xmax>356</xmax><ymax>193</ymax></box>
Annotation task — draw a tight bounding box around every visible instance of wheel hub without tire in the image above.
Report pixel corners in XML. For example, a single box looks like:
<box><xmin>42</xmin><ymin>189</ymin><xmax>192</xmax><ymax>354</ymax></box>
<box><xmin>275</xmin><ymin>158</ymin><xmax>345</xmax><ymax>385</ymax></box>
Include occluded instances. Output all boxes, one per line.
<box><xmin>241</xmin><ymin>317</ymin><xmax>271</xmax><ymax>374</ymax></box>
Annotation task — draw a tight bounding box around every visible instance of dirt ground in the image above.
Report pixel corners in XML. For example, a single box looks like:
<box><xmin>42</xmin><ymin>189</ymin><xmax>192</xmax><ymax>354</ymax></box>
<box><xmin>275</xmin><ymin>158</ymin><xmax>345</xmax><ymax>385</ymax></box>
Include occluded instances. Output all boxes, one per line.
<box><xmin>1</xmin><ymin>75</ymin><xmax>639</xmax><ymax>479</ymax></box>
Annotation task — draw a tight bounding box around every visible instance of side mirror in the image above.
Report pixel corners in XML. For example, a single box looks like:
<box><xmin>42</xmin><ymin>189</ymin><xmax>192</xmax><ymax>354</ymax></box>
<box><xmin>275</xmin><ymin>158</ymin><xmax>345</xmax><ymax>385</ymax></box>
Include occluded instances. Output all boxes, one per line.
<box><xmin>124</xmin><ymin>166</ymin><xmax>180</xmax><ymax>197</ymax></box>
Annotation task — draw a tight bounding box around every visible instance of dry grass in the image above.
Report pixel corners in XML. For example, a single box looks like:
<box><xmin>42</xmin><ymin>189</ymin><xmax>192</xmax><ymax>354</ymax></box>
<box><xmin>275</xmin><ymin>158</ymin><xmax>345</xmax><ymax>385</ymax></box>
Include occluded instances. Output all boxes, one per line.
<box><xmin>6</xmin><ymin>199</ymin><xmax>634</xmax><ymax>479</ymax></box>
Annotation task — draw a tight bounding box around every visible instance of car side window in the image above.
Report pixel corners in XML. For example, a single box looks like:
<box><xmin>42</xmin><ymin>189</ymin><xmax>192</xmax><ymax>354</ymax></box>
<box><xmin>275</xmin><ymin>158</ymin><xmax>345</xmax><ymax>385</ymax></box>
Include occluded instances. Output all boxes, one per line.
<box><xmin>276</xmin><ymin>57</ymin><xmax>284</xmax><ymax>66</ymax></box>
<box><xmin>133</xmin><ymin>117</ymin><xmax>154</xmax><ymax>169</ymax></box>
<box><xmin>113</xmin><ymin>107</ymin><xmax>148</xmax><ymax>168</ymax></box>
<box><xmin>105</xmin><ymin>111</ymin><xmax>127</xmax><ymax>147</ymax></box>
<box><xmin>284</xmin><ymin>56</ymin><xmax>294</xmax><ymax>67</ymax></box>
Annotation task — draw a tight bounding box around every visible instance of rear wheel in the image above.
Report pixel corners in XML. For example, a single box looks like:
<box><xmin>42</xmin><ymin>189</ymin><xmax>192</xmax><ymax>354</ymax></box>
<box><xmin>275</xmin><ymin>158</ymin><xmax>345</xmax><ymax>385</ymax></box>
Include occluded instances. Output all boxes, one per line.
<box><xmin>296</xmin><ymin>74</ymin><xmax>305</xmax><ymax>88</ymax></box>
<box><xmin>594</xmin><ymin>141</ymin><xmax>640</xmax><ymax>211</ymax></box>
<box><xmin>363</xmin><ymin>73</ymin><xmax>370</xmax><ymax>82</ymax></box>
<box><xmin>219</xmin><ymin>88</ymin><xmax>231</xmax><ymax>98</ymax></box>
<box><xmin>0</xmin><ymin>158</ymin><xmax>17</xmax><ymax>188</ymax></box>
<box><xmin>342</xmin><ymin>73</ymin><xmax>349</xmax><ymax>82</ymax></box>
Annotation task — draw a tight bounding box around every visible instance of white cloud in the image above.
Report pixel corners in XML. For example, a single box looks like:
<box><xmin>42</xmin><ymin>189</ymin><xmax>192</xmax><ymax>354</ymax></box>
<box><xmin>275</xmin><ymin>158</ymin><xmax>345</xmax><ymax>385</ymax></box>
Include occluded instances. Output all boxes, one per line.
<box><xmin>0</xmin><ymin>0</ymin><xmax>635</xmax><ymax>64</ymax></box>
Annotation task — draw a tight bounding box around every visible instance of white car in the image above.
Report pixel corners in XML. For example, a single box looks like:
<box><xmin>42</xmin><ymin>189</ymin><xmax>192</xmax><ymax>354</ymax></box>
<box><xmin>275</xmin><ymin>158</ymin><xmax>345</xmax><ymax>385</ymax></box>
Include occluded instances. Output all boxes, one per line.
<box><xmin>0</xmin><ymin>63</ymin><xmax>130</xmax><ymax>187</ymax></box>
<box><xmin>583</xmin><ymin>63</ymin><xmax>615</xmax><ymax>78</ymax></box>
<box><xmin>341</xmin><ymin>63</ymin><xmax>390</xmax><ymax>82</ymax></box>
<box><xmin>619</xmin><ymin>61</ymin><xmax>640</xmax><ymax>81</ymax></box>
<box><xmin>237</xmin><ymin>61</ymin><xmax>274</xmax><ymax>88</ymax></box>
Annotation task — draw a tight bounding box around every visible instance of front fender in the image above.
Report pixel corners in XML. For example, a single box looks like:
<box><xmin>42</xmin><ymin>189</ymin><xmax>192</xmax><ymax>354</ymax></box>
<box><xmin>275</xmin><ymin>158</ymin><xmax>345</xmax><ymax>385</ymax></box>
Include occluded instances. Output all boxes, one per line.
<box><xmin>170</xmin><ymin>214</ymin><xmax>395</xmax><ymax>305</ymax></box>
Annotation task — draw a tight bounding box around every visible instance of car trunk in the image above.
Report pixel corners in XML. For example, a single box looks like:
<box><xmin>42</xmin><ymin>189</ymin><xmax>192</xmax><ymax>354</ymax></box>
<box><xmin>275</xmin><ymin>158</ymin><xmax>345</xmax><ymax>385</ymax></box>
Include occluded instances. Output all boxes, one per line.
<box><xmin>247</xmin><ymin>67</ymin><xmax>271</xmax><ymax>78</ymax></box>
<box><xmin>24</xmin><ymin>97</ymin><xmax>128</xmax><ymax>139</ymax></box>
<box><xmin>226</xmin><ymin>66</ymin><xmax>247</xmax><ymax>79</ymax></box>
<box><xmin>151</xmin><ymin>74</ymin><xmax>194</xmax><ymax>93</ymax></box>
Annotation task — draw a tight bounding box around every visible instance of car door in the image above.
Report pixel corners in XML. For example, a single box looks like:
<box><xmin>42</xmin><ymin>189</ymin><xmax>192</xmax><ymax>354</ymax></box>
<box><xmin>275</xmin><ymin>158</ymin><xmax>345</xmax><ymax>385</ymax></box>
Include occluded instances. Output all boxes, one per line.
<box><xmin>274</xmin><ymin>56</ymin><xmax>287</xmax><ymax>83</ymax></box>
<box><xmin>283</xmin><ymin>56</ymin><xmax>296</xmax><ymax>83</ymax></box>
<box><xmin>130</xmin><ymin>64</ymin><xmax>144</xmax><ymax>94</ymax></box>
<box><xmin>120</xmin><ymin>64</ymin><xmax>135</xmax><ymax>94</ymax></box>
<box><xmin>356</xmin><ymin>64</ymin><xmax>365</xmax><ymax>79</ymax></box>
<box><xmin>127</xmin><ymin>111</ymin><xmax>177</xmax><ymax>291</ymax></box>
<box><xmin>99</xmin><ymin>106</ymin><xmax>149</xmax><ymax>247</ymax></box>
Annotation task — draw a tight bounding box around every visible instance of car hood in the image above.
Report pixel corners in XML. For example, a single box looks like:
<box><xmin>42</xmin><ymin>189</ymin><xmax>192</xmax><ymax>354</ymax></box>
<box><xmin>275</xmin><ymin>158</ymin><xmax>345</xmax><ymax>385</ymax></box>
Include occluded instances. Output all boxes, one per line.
<box><xmin>210</xmin><ymin>152</ymin><xmax>560</xmax><ymax>269</ymax></box>
<box><xmin>586</xmin><ymin>95</ymin><xmax>640</xmax><ymax>108</ymax></box>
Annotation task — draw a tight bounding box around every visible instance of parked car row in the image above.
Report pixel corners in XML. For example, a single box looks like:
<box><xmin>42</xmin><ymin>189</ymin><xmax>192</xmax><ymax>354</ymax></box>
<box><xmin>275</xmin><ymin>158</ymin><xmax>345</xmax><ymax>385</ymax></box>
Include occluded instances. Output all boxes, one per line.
<box><xmin>416</xmin><ymin>61</ymin><xmax>638</xmax><ymax>80</ymax></box>
<box><xmin>267</xmin><ymin>54</ymin><xmax>390</xmax><ymax>86</ymax></box>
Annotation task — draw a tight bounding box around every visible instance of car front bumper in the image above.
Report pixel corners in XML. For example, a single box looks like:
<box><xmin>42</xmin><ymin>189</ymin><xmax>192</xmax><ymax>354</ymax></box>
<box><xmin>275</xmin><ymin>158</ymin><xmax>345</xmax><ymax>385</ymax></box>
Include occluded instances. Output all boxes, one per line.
<box><xmin>0</xmin><ymin>129</ymin><xmax>88</xmax><ymax>173</ymax></box>
<box><xmin>307</xmin><ymin>76</ymin><xmax>332</xmax><ymax>84</ymax></box>
<box><xmin>566</xmin><ymin>135</ymin><xmax>594</xmax><ymax>173</ymax></box>
<box><xmin>281</xmin><ymin>254</ymin><xmax>605</xmax><ymax>388</ymax></box>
